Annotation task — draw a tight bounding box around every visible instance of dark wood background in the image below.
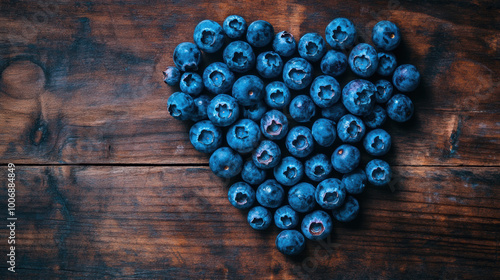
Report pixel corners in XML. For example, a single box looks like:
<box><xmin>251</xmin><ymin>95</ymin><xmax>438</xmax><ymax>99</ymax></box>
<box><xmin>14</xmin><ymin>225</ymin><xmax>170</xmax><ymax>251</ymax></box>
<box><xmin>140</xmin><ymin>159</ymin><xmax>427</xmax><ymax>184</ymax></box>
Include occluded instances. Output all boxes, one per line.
<box><xmin>0</xmin><ymin>0</ymin><xmax>499</xmax><ymax>279</ymax></box>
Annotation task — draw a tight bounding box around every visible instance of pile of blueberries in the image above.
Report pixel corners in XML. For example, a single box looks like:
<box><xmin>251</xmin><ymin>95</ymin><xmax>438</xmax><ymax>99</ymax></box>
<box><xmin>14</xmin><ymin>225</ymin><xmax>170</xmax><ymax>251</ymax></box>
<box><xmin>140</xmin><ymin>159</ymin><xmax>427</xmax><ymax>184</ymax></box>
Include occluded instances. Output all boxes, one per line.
<box><xmin>164</xmin><ymin>15</ymin><xmax>419</xmax><ymax>256</ymax></box>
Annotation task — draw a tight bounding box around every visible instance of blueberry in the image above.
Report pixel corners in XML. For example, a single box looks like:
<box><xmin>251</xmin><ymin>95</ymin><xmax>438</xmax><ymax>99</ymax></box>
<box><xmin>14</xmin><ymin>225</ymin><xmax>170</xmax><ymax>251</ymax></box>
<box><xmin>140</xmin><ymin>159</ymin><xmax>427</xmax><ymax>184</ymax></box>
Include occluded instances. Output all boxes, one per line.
<box><xmin>332</xmin><ymin>144</ymin><xmax>360</xmax><ymax>174</ymax></box>
<box><xmin>256</xmin><ymin>179</ymin><xmax>285</xmax><ymax>208</ymax></box>
<box><xmin>342</xmin><ymin>169</ymin><xmax>367</xmax><ymax>195</ymax></box>
<box><xmin>285</xmin><ymin>126</ymin><xmax>314</xmax><ymax>158</ymax></box>
<box><xmin>252</xmin><ymin>140</ymin><xmax>281</xmax><ymax>169</ymax></box>
<box><xmin>320</xmin><ymin>50</ymin><xmax>348</xmax><ymax>77</ymax></box>
<box><xmin>223</xmin><ymin>15</ymin><xmax>247</xmax><ymax>39</ymax></box>
<box><xmin>241</xmin><ymin>160</ymin><xmax>266</xmax><ymax>186</ymax></box>
<box><xmin>264</xmin><ymin>81</ymin><xmax>291</xmax><ymax>109</ymax></box>
<box><xmin>256</xmin><ymin>51</ymin><xmax>283</xmax><ymax>79</ymax></box>
<box><xmin>288</xmin><ymin>182</ymin><xmax>316</xmax><ymax>213</ymax></box>
<box><xmin>321</xmin><ymin>103</ymin><xmax>348</xmax><ymax>123</ymax></box>
<box><xmin>372</xmin><ymin>20</ymin><xmax>401</xmax><ymax>51</ymax></box>
<box><xmin>348</xmin><ymin>43</ymin><xmax>379</xmax><ymax>78</ymax></box>
<box><xmin>315</xmin><ymin>178</ymin><xmax>346</xmax><ymax>209</ymax></box>
<box><xmin>332</xmin><ymin>195</ymin><xmax>359</xmax><ymax>222</ymax></box>
<box><xmin>193</xmin><ymin>19</ymin><xmax>225</xmax><ymax>53</ymax></box>
<box><xmin>363</xmin><ymin>105</ymin><xmax>387</xmax><ymax>128</ymax></box>
<box><xmin>276</xmin><ymin>230</ymin><xmax>306</xmax><ymax>256</ymax></box>
<box><xmin>179</xmin><ymin>72</ymin><xmax>204</xmax><ymax>96</ymax></box>
<box><xmin>273</xmin><ymin>31</ymin><xmax>297</xmax><ymax>57</ymax></box>
<box><xmin>189</xmin><ymin>120</ymin><xmax>223</xmax><ymax>153</ymax></box>
<box><xmin>282</xmin><ymin>57</ymin><xmax>313</xmax><ymax>90</ymax></box>
<box><xmin>386</xmin><ymin>94</ymin><xmax>414</xmax><ymax>123</ymax></box>
<box><xmin>190</xmin><ymin>95</ymin><xmax>211</xmax><ymax>122</ymax></box>
<box><xmin>342</xmin><ymin>79</ymin><xmax>376</xmax><ymax>116</ymax></box>
<box><xmin>173</xmin><ymin>42</ymin><xmax>201</xmax><ymax>72</ymax></box>
<box><xmin>301</xmin><ymin>210</ymin><xmax>332</xmax><ymax>240</ymax></box>
<box><xmin>223</xmin><ymin>41</ymin><xmax>256</xmax><ymax>73</ymax></box>
<box><xmin>232</xmin><ymin>75</ymin><xmax>265</xmax><ymax>106</ymax></box>
<box><xmin>228</xmin><ymin>182</ymin><xmax>256</xmax><ymax>209</ymax></box>
<box><xmin>305</xmin><ymin>153</ymin><xmax>332</xmax><ymax>182</ymax></box>
<box><xmin>226</xmin><ymin>119</ymin><xmax>261</xmax><ymax>153</ymax></box>
<box><xmin>312</xmin><ymin>118</ymin><xmax>336</xmax><ymax>147</ymax></box>
<box><xmin>310</xmin><ymin>75</ymin><xmax>341</xmax><ymax>108</ymax></box>
<box><xmin>167</xmin><ymin>92</ymin><xmax>195</xmax><ymax>121</ymax></box>
<box><xmin>337</xmin><ymin>114</ymin><xmax>366</xmax><ymax>143</ymax></box>
<box><xmin>374</xmin><ymin>79</ymin><xmax>393</xmax><ymax>104</ymax></box>
<box><xmin>393</xmin><ymin>64</ymin><xmax>421</xmax><ymax>92</ymax></box>
<box><xmin>289</xmin><ymin>95</ymin><xmax>316</xmax><ymax>123</ymax></box>
<box><xmin>209</xmin><ymin>147</ymin><xmax>243</xmax><ymax>178</ymax></box>
<box><xmin>246</xmin><ymin>20</ymin><xmax>274</xmax><ymax>48</ymax></box>
<box><xmin>325</xmin><ymin>18</ymin><xmax>357</xmax><ymax>50</ymax></box>
<box><xmin>203</xmin><ymin>62</ymin><xmax>236</xmax><ymax>95</ymax></box>
<box><xmin>207</xmin><ymin>94</ymin><xmax>240</xmax><ymax>127</ymax></box>
<box><xmin>298</xmin><ymin>33</ymin><xmax>327</xmax><ymax>62</ymax></box>
<box><xmin>274</xmin><ymin>205</ymin><xmax>300</xmax><ymax>229</ymax></box>
<box><xmin>365</xmin><ymin>159</ymin><xmax>392</xmax><ymax>186</ymax></box>
<box><xmin>260</xmin><ymin>110</ymin><xmax>289</xmax><ymax>140</ymax></box>
<box><xmin>273</xmin><ymin>156</ymin><xmax>304</xmax><ymax>186</ymax></box>
<box><xmin>247</xmin><ymin>206</ymin><xmax>272</xmax><ymax>230</ymax></box>
<box><xmin>242</xmin><ymin>101</ymin><xmax>268</xmax><ymax>122</ymax></box>
<box><xmin>363</xmin><ymin>128</ymin><xmax>392</xmax><ymax>156</ymax></box>
<box><xmin>162</xmin><ymin>66</ymin><xmax>181</xmax><ymax>86</ymax></box>
<box><xmin>376</xmin><ymin>52</ymin><xmax>397</xmax><ymax>76</ymax></box>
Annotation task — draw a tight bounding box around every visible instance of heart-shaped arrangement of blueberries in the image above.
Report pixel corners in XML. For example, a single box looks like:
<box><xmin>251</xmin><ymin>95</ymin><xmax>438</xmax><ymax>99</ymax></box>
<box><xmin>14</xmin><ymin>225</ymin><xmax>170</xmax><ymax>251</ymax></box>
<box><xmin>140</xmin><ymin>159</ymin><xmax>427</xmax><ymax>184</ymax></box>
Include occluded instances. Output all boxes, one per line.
<box><xmin>164</xmin><ymin>15</ymin><xmax>419</xmax><ymax>256</ymax></box>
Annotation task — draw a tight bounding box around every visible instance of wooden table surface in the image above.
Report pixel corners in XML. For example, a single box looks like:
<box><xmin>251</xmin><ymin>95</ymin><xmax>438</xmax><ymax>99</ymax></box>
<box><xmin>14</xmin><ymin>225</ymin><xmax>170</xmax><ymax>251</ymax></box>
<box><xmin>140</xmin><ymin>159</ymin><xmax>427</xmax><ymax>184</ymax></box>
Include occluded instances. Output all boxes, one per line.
<box><xmin>0</xmin><ymin>0</ymin><xmax>499</xmax><ymax>279</ymax></box>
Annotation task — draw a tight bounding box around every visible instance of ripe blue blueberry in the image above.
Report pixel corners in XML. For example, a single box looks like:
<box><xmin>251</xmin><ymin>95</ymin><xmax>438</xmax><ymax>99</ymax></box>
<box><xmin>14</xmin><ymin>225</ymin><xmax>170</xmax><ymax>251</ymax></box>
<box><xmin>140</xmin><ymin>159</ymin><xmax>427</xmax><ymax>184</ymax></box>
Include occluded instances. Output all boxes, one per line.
<box><xmin>310</xmin><ymin>75</ymin><xmax>341</xmax><ymax>108</ymax></box>
<box><xmin>226</xmin><ymin>119</ymin><xmax>261</xmax><ymax>153</ymax></box>
<box><xmin>209</xmin><ymin>147</ymin><xmax>243</xmax><ymax>178</ymax></box>
<box><xmin>342</xmin><ymin>169</ymin><xmax>367</xmax><ymax>195</ymax></box>
<box><xmin>393</xmin><ymin>64</ymin><xmax>421</xmax><ymax>92</ymax></box>
<box><xmin>315</xmin><ymin>178</ymin><xmax>346</xmax><ymax>209</ymax></box>
<box><xmin>376</xmin><ymin>52</ymin><xmax>397</xmax><ymax>76</ymax></box>
<box><xmin>260</xmin><ymin>109</ymin><xmax>289</xmax><ymax>140</ymax></box>
<box><xmin>167</xmin><ymin>92</ymin><xmax>195</xmax><ymax>121</ymax></box>
<box><xmin>298</xmin><ymin>33</ymin><xmax>327</xmax><ymax>62</ymax></box>
<box><xmin>203</xmin><ymin>62</ymin><xmax>235</xmax><ymax>95</ymax></box>
<box><xmin>325</xmin><ymin>18</ymin><xmax>357</xmax><ymax>50</ymax></box>
<box><xmin>305</xmin><ymin>153</ymin><xmax>332</xmax><ymax>182</ymax></box>
<box><xmin>241</xmin><ymin>160</ymin><xmax>266</xmax><ymax>186</ymax></box>
<box><xmin>189</xmin><ymin>120</ymin><xmax>222</xmax><ymax>153</ymax></box>
<box><xmin>173</xmin><ymin>42</ymin><xmax>201</xmax><ymax>72</ymax></box>
<box><xmin>363</xmin><ymin>128</ymin><xmax>392</xmax><ymax>156</ymax></box>
<box><xmin>301</xmin><ymin>210</ymin><xmax>332</xmax><ymax>240</ymax></box>
<box><xmin>275</xmin><ymin>230</ymin><xmax>306</xmax><ymax>256</ymax></box>
<box><xmin>190</xmin><ymin>95</ymin><xmax>211</xmax><ymax>122</ymax></box>
<box><xmin>207</xmin><ymin>94</ymin><xmax>240</xmax><ymax>127</ymax></box>
<box><xmin>337</xmin><ymin>114</ymin><xmax>366</xmax><ymax>143</ymax></box>
<box><xmin>264</xmin><ymin>81</ymin><xmax>291</xmax><ymax>109</ymax></box>
<box><xmin>162</xmin><ymin>66</ymin><xmax>181</xmax><ymax>86</ymax></box>
<box><xmin>246</xmin><ymin>20</ymin><xmax>274</xmax><ymax>48</ymax></box>
<box><xmin>312</xmin><ymin>118</ymin><xmax>336</xmax><ymax>147</ymax></box>
<box><xmin>342</xmin><ymin>79</ymin><xmax>376</xmax><ymax>116</ymax></box>
<box><xmin>274</xmin><ymin>205</ymin><xmax>300</xmax><ymax>229</ymax></box>
<box><xmin>282</xmin><ymin>57</ymin><xmax>313</xmax><ymax>90</ymax></box>
<box><xmin>180</xmin><ymin>72</ymin><xmax>204</xmax><ymax>96</ymax></box>
<box><xmin>349</xmin><ymin>43</ymin><xmax>379</xmax><ymax>78</ymax></box>
<box><xmin>273</xmin><ymin>31</ymin><xmax>297</xmax><ymax>57</ymax></box>
<box><xmin>372</xmin><ymin>20</ymin><xmax>401</xmax><ymax>51</ymax></box>
<box><xmin>386</xmin><ymin>93</ymin><xmax>414</xmax><ymax>122</ymax></box>
<box><xmin>223</xmin><ymin>41</ymin><xmax>256</xmax><ymax>73</ymax></box>
<box><xmin>321</xmin><ymin>103</ymin><xmax>348</xmax><ymax>123</ymax></box>
<box><xmin>365</xmin><ymin>159</ymin><xmax>392</xmax><ymax>186</ymax></box>
<box><xmin>256</xmin><ymin>179</ymin><xmax>285</xmax><ymax>208</ymax></box>
<box><xmin>228</xmin><ymin>182</ymin><xmax>256</xmax><ymax>210</ymax></box>
<box><xmin>273</xmin><ymin>156</ymin><xmax>304</xmax><ymax>187</ymax></box>
<box><xmin>289</xmin><ymin>95</ymin><xmax>316</xmax><ymax>123</ymax></box>
<box><xmin>232</xmin><ymin>75</ymin><xmax>265</xmax><ymax>106</ymax></box>
<box><xmin>285</xmin><ymin>126</ymin><xmax>314</xmax><ymax>158</ymax></box>
<box><xmin>242</xmin><ymin>101</ymin><xmax>267</xmax><ymax>122</ymax></box>
<box><xmin>364</xmin><ymin>105</ymin><xmax>386</xmax><ymax>129</ymax></box>
<box><xmin>247</xmin><ymin>206</ymin><xmax>272</xmax><ymax>230</ymax></box>
<box><xmin>332</xmin><ymin>144</ymin><xmax>360</xmax><ymax>174</ymax></box>
<box><xmin>193</xmin><ymin>19</ymin><xmax>225</xmax><ymax>53</ymax></box>
<box><xmin>374</xmin><ymin>79</ymin><xmax>393</xmax><ymax>104</ymax></box>
<box><xmin>256</xmin><ymin>51</ymin><xmax>283</xmax><ymax>79</ymax></box>
<box><xmin>288</xmin><ymin>182</ymin><xmax>316</xmax><ymax>213</ymax></box>
<box><xmin>332</xmin><ymin>195</ymin><xmax>359</xmax><ymax>222</ymax></box>
<box><xmin>320</xmin><ymin>50</ymin><xmax>348</xmax><ymax>77</ymax></box>
<box><xmin>252</xmin><ymin>140</ymin><xmax>281</xmax><ymax>169</ymax></box>
<box><xmin>223</xmin><ymin>15</ymin><xmax>247</xmax><ymax>39</ymax></box>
